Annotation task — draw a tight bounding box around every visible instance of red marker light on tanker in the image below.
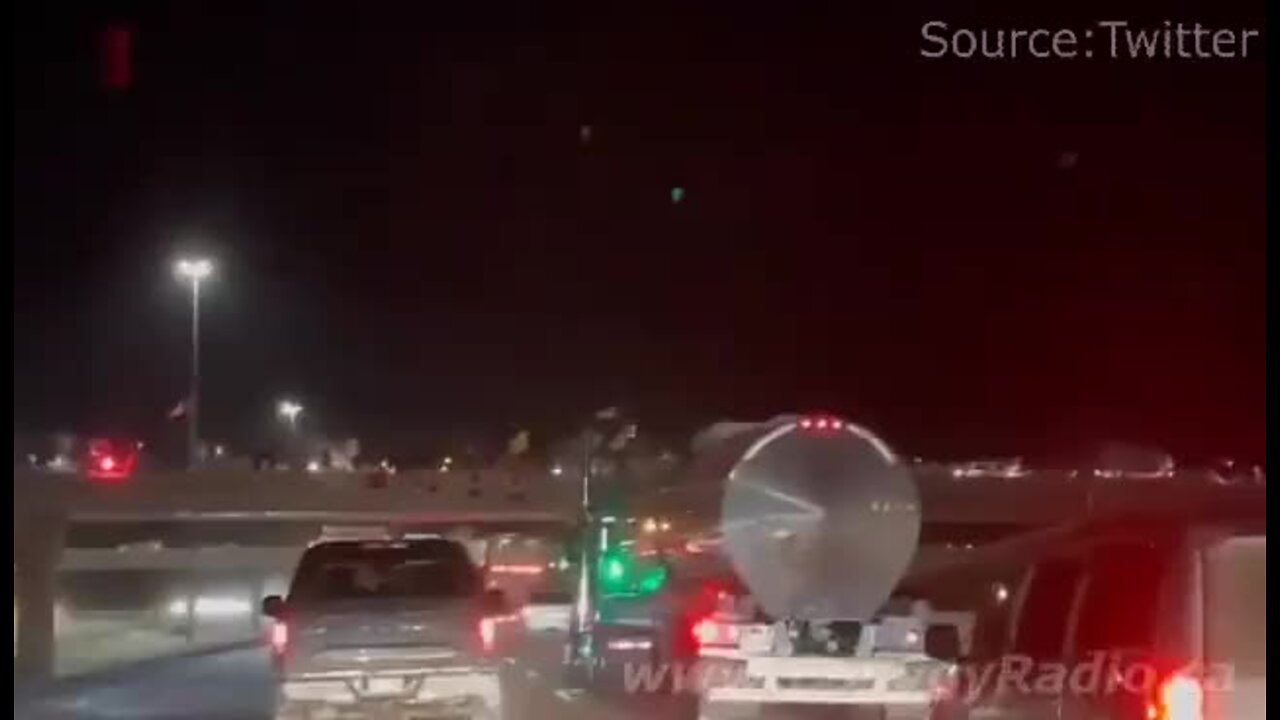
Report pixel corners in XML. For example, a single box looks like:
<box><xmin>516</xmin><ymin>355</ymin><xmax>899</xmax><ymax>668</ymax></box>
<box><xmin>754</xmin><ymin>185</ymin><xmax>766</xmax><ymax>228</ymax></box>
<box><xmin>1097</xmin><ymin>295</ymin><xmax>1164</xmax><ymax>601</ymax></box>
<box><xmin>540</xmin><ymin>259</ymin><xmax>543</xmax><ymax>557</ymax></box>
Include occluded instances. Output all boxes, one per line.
<box><xmin>831</xmin><ymin>419</ymin><xmax>844</xmax><ymax>430</ymax></box>
<box><xmin>99</xmin><ymin>455</ymin><xmax>117</xmax><ymax>472</ymax></box>
<box><xmin>799</xmin><ymin>418</ymin><xmax>813</xmax><ymax>429</ymax></box>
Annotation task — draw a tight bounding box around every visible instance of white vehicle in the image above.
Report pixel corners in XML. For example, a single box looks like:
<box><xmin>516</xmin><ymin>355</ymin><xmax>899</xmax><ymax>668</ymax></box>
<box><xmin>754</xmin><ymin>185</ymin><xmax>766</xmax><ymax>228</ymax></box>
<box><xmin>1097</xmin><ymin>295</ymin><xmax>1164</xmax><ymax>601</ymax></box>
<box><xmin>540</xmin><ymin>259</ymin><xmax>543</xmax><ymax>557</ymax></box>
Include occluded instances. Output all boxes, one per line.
<box><xmin>262</xmin><ymin>537</ymin><xmax>521</xmax><ymax>720</ymax></box>
<box><xmin>520</xmin><ymin>590</ymin><xmax>573</xmax><ymax>633</ymax></box>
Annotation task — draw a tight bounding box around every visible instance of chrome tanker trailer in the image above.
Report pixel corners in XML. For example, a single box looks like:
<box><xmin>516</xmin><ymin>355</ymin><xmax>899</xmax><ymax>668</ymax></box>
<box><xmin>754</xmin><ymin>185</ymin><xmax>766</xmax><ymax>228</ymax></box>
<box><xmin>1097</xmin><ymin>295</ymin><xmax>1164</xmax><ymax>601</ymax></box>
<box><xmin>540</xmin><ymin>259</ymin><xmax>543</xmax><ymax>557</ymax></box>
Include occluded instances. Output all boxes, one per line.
<box><xmin>564</xmin><ymin>413</ymin><xmax>961</xmax><ymax>718</ymax></box>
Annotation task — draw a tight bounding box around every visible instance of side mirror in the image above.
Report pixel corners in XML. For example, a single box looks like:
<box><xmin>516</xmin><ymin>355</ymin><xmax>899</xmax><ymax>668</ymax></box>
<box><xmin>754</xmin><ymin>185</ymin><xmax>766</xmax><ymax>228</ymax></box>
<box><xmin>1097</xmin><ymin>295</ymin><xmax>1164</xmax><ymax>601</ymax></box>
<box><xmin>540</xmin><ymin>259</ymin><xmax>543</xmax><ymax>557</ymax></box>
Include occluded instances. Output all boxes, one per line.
<box><xmin>925</xmin><ymin>624</ymin><xmax>962</xmax><ymax>662</ymax></box>
<box><xmin>480</xmin><ymin>588</ymin><xmax>510</xmax><ymax>614</ymax></box>
<box><xmin>261</xmin><ymin>595</ymin><xmax>286</xmax><ymax>619</ymax></box>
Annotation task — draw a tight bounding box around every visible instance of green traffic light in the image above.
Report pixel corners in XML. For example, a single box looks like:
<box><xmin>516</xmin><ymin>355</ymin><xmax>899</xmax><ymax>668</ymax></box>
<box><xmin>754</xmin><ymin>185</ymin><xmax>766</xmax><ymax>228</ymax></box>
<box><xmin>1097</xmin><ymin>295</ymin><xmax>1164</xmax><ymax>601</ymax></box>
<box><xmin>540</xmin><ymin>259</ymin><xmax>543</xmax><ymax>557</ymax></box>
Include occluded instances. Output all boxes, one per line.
<box><xmin>636</xmin><ymin>564</ymin><xmax>669</xmax><ymax>594</ymax></box>
<box><xmin>604</xmin><ymin>556</ymin><xmax>627</xmax><ymax>582</ymax></box>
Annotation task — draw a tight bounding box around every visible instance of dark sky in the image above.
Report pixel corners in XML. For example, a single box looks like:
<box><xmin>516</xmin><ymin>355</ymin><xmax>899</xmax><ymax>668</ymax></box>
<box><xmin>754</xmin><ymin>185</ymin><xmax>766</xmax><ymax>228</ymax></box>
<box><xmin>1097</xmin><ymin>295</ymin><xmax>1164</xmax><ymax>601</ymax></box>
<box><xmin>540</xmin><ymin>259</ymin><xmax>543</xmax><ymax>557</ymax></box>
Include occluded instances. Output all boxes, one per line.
<box><xmin>14</xmin><ymin>2</ymin><xmax>1266</xmax><ymax>461</ymax></box>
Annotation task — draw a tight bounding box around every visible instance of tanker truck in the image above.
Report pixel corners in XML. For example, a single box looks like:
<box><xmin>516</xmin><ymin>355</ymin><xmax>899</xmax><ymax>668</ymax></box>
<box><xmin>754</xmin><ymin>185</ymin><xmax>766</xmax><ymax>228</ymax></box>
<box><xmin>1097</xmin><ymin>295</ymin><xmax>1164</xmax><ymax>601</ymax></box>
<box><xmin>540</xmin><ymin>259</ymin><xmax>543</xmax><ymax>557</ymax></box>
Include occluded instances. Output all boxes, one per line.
<box><xmin>562</xmin><ymin>413</ymin><xmax>963</xmax><ymax>718</ymax></box>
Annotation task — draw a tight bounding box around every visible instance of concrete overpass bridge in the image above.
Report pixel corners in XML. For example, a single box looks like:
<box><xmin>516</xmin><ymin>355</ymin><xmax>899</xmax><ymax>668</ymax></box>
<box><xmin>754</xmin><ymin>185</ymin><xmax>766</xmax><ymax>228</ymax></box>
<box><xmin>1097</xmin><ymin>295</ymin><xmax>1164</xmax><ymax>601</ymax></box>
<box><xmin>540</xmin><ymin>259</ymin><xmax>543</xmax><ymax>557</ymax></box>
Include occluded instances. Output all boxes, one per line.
<box><xmin>13</xmin><ymin>466</ymin><xmax>1263</xmax><ymax>677</ymax></box>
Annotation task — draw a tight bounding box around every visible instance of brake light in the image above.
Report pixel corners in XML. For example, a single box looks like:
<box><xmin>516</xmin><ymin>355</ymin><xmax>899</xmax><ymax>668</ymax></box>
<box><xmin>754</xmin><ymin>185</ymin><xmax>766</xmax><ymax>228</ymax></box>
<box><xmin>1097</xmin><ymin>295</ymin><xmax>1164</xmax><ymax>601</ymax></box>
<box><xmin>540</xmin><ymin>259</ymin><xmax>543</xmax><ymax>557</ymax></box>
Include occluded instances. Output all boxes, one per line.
<box><xmin>489</xmin><ymin>563</ymin><xmax>545</xmax><ymax>576</ymax></box>
<box><xmin>1147</xmin><ymin>672</ymin><xmax>1203</xmax><ymax>720</ymax></box>
<box><xmin>477</xmin><ymin>613</ymin><xmax>520</xmax><ymax>653</ymax></box>
<box><xmin>479</xmin><ymin>616</ymin><xmax>497</xmax><ymax>652</ymax></box>
<box><xmin>86</xmin><ymin>441</ymin><xmax>138</xmax><ymax>482</ymax></box>
<box><xmin>691</xmin><ymin>617</ymin><xmax>739</xmax><ymax>648</ymax></box>
<box><xmin>692</xmin><ymin>618</ymin><xmax>717</xmax><ymax>646</ymax></box>
<box><xmin>269</xmin><ymin>621</ymin><xmax>289</xmax><ymax>655</ymax></box>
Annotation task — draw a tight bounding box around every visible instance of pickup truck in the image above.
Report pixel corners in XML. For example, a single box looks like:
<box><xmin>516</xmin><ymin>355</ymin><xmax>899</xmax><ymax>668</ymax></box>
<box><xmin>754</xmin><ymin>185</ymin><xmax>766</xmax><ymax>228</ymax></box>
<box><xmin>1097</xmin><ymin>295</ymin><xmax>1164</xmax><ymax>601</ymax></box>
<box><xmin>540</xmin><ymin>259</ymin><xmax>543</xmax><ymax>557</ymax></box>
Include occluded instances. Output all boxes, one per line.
<box><xmin>262</xmin><ymin>537</ymin><xmax>521</xmax><ymax>720</ymax></box>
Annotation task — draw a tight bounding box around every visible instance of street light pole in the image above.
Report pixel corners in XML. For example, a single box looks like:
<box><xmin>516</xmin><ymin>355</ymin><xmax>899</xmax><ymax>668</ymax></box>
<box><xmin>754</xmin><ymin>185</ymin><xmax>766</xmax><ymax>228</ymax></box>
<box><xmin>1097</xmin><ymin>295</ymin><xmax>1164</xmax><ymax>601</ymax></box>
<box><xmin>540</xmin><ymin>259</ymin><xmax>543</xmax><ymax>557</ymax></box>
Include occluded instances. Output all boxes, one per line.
<box><xmin>189</xmin><ymin>274</ymin><xmax>201</xmax><ymax>468</ymax></box>
<box><xmin>175</xmin><ymin>258</ymin><xmax>213</xmax><ymax>469</ymax></box>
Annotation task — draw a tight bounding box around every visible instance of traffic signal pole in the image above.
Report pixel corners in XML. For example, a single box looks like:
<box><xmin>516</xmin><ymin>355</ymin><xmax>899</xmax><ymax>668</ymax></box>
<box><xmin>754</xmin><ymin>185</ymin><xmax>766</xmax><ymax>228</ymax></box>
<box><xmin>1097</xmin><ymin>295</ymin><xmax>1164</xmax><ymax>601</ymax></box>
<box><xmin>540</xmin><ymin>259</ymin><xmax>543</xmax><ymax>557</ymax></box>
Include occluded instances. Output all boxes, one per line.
<box><xmin>570</xmin><ymin>428</ymin><xmax>598</xmax><ymax>672</ymax></box>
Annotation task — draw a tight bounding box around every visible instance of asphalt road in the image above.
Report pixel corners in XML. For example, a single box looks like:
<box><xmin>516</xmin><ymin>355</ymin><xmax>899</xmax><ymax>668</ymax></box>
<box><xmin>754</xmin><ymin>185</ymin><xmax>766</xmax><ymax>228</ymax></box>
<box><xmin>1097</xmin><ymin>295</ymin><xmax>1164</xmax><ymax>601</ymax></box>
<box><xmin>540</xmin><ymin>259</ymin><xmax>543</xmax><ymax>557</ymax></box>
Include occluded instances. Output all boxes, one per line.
<box><xmin>13</xmin><ymin>635</ymin><xmax>693</xmax><ymax>720</ymax></box>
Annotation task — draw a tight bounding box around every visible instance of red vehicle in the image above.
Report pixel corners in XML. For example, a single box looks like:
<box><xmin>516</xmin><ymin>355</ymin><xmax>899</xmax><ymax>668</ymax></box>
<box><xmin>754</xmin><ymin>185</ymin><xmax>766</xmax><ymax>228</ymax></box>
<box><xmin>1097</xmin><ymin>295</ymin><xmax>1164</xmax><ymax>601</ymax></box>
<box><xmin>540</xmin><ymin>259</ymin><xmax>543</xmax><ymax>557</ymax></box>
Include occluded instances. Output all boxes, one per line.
<box><xmin>85</xmin><ymin>438</ymin><xmax>139</xmax><ymax>482</ymax></box>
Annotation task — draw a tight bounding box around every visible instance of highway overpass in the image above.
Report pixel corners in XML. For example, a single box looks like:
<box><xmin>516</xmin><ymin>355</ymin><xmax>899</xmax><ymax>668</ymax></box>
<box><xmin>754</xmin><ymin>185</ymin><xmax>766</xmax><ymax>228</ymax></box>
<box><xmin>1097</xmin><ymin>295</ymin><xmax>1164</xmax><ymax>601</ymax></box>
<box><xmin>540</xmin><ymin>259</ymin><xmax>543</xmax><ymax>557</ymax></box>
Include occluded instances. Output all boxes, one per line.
<box><xmin>14</xmin><ymin>466</ymin><xmax>1263</xmax><ymax>678</ymax></box>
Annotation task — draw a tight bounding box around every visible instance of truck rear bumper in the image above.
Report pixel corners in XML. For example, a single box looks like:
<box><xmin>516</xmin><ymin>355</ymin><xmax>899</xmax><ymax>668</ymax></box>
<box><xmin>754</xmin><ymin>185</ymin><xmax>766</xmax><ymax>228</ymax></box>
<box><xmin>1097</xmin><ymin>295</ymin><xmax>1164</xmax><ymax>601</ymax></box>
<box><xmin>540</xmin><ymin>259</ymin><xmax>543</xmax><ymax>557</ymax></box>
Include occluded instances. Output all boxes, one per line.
<box><xmin>700</xmin><ymin>692</ymin><xmax>933</xmax><ymax>720</ymax></box>
<box><xmin>276</xmin><ymin>668</ymin><xmax>502</xmax><ymax>719</ymax></box>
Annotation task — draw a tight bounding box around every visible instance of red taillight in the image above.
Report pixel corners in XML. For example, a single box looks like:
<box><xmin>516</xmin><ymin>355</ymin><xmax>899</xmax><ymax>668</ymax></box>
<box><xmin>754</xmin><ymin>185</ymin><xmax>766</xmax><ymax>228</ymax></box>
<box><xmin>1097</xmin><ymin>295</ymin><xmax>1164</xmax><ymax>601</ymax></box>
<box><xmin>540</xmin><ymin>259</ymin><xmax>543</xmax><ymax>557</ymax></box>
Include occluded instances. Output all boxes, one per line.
<box><xmin>270</xmin><ymin>621</ymin><xmax>289</xmax><ymax>654</ymax></box>
<box><xmin>692</xmin><ymin>618</ymin><xmax>717</xmax><ymax>646</ymax></box>
<box><xmin>86</xmin><ymin>442</ymin><xmax>137</xmax><ymax>482</ymax></box>
<box><xmin>488</xmin><ymin>563</ymin><xmax>545</xmax><ymax>576</ymax></box>
<box><xmin>477</xmin><ymin>614</ymin><xmax>519</xmax><ymax>653</ymax></box>
<box><xmin>479</xmin><ymin>616</ymin><xmax>497</xmax><ymax>652</ymax></box>
<box><xmin>1147</xmin><ymin>673</ymin><xmax>1203</xmax><ymax>720</ymax></box>
<box><xmin>691</xmin><ymin>617</ymin><xmax>739</xmax><ymax>648</ymax></box>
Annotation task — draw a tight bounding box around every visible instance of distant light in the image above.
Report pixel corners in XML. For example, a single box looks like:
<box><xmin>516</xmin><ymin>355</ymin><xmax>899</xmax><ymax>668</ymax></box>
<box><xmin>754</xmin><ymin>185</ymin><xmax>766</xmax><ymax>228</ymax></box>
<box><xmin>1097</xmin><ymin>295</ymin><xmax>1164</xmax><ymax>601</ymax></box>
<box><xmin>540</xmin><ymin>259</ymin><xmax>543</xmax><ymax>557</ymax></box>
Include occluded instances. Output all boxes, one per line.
<box><xmin>659</xmin><ymin>520</ymin><xmax>672</xmax><ymax>532</ymax></box>
<box><xmin>175</xmin><ymin>257</ymin><xmax>214</xmax><ymax>281</ymax></box>
<box><xmin>99</xmin><ymin>455</ymin><xmax>117</xmax><ymax>472</ymax></box>
<box><xmin>167</xmin><ymin>596</ymin><xmax>251</xmax><ymax>618</ymax></box>
<box><xmin>671</xmin><ymin>187</ymin><xmax>685</xmax><ymax>204</ymax></box>
<box><xmin>305</xmin><ymin>460</ymin><xmax>321</xmax><ymax>473</ymax></box>
<box><xmin>550</xmin><ymin>464</ymin><xmax>564</xmax><ymax>477</ymax></box>
<box><xmin>442</xmin><ymin>456</ymin><xmax>453</xmax><ymax>465</ymax></box>
<box><xmin>213</xmin><ymin>445</ymin><xmax>225</xmax><ymax>458</ymax></box>
<box><xmin>194</xmin><ymin>597</ymin><xmax>251</xmax><ymax>617</ymax></box>
<box><xmin>641</xmin><ymin>518</ymin><xmax>659</xmax><ymax>534</ymax></box>
<box><xmin>276</xmin><ymin>400</ymin><xmax>303</xmax><ymax>422</ymax></box>
<box><xmin>579</xmin><ymin>124</ymin><xmax>593</xmax><ymax>144</ymax></box>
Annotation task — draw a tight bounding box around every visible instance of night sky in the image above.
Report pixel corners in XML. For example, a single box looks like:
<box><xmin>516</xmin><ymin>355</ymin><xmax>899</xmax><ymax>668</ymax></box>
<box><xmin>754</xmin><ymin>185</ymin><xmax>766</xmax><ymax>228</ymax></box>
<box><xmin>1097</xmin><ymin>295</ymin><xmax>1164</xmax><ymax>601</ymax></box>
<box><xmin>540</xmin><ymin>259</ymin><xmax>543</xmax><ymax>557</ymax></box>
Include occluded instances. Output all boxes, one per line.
<box><xmin>14</xmin><ymin>2</ymin><xmax>1265</xmax><ymax>462</ymax></box>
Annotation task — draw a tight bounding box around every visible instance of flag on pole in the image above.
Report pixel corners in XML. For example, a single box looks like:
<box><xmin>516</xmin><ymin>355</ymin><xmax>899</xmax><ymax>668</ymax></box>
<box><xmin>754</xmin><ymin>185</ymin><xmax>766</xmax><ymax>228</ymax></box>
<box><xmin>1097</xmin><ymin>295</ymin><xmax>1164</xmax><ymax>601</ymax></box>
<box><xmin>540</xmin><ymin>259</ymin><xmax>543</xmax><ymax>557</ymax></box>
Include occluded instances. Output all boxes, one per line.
<box><xmin>507</xmin><ymin>430</ymin><xmax>530</xmax><ymax>456</ymax></box>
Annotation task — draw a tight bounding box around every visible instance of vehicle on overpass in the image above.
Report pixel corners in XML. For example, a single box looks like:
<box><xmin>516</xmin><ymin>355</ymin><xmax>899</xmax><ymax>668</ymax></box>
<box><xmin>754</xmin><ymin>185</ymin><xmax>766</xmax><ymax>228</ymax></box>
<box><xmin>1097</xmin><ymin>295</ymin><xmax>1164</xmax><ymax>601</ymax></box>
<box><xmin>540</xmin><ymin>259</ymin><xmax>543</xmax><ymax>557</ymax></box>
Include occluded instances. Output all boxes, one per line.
<box><xmin>261</xmin><ymin>537</ymin><xmax>522</xmax><ymax>720</ymax></box>
<box><xmin>906</xmin><ymin>512</ymin><xmax>1266</xmax><ymax>720</ymax></box>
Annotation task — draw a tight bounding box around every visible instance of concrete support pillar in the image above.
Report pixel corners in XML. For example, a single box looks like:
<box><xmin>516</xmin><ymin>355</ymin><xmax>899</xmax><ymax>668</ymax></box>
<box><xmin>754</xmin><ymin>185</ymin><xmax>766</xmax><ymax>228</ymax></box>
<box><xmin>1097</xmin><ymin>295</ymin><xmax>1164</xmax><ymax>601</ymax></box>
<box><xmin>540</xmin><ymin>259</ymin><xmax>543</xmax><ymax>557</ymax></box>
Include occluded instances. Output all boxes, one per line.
<box><xmin>14</xmin><ymin>510</ymin><xmax>66</xmax><ymax>681</ymax></box>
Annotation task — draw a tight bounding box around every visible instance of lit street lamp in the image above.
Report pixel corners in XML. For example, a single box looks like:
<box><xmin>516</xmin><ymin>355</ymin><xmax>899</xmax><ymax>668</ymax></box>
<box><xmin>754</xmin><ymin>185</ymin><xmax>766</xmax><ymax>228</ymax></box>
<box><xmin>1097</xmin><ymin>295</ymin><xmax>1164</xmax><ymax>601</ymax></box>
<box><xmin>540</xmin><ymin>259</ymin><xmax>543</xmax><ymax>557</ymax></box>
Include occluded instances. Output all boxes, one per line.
<box><xmin>276</xmin><ymin>400</ymin><xmax>304</xmax><ymax>430</ymax></box>
<box><xmin>175</xmin><ymin>257</ymin><xmax>213</xmax><ymax>468</ymax></box>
